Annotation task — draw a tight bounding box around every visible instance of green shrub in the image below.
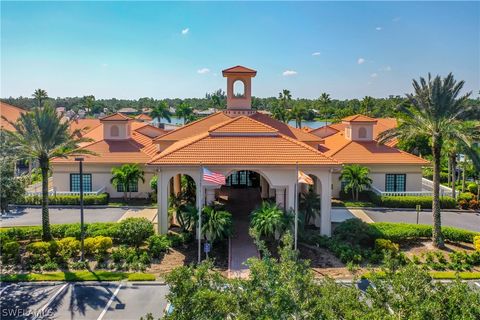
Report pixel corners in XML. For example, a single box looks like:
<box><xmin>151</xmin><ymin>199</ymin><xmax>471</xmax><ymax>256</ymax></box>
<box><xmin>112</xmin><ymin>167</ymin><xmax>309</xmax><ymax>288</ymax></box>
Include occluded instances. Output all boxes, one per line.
<box><xmin>467</xmin><ymin>183</ymin><xmax>478</xmax><ymax>195</ymax></box>
<box><xmin>375</xmin><ymin>239</ymin><xmax>399</xmax><ymax>253</ymax></box>
<box><xmin>147</xmin><ymin>235</ymin><xmax>170</xmax><ymax>258</ymax></box>
<box><xmin>475</xmin><ymin>236</ymin><xmax>480</xmax><ymax>251</ymax></box>
<box><xmin>442</xmin><ymin>226</ymin><xmax>479</xmax><ymax>243</ymax></box>
<box><xmin>26</xmin><ymin>241</ymin><xmax>51</xmax><ymax>255</ymax></box>
<box><xmin>1</xmin><ymin>241</ymin><xmax>20</xmax><ymax>264</ymax></box>
<box><xmin>333</xmin><ymin>218</ymin><xmax>381</xmax><ymax>247</ymax></box>
<box><xmin>84</xmin><ymin>236</ymin><xmax>113</xmax><ymax>256</ymax></box>
<box><xmin>458</xmin><ymin>192</ymin><xmax>475</xmax><ymax>202</ymax></box>
<box><xmin>116</xmin><ymin>218</ymin><xmax>154</xmax><ymax>247</ymax></box>
<box><xmin>57</xmin><ymin>237</ymin><xmax>80</xmax><ymax>258</ymax></box>
<box><xmin>17</xmin><ymin>193</ymin><xmax>109</xmax><ymax>205</ymax></box>
<box><xmin>373</xmin><ymin>195</ymin><xmax>456</xmax><ymax>209</ymax></box>
<box><xmin>167</xmin><ymin>232</ymin><xmax>193</xmax><ymax>247</ymax></box>
<box><xmin>42</xmin><ymin>261</ymin><xmax>58</xmax><ymax>271</ymax></box>
<box><xmin>70</xmin><ymin>261</ymin><xmax>88</xmax><ymax>270</ymax></box>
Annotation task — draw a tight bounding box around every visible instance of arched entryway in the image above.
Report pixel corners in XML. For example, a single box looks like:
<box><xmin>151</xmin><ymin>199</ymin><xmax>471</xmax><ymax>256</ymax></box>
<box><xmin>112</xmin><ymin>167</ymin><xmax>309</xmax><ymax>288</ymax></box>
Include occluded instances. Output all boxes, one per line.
<box><xmin>168</xmin><ymin>174</ymin><xmax>197</xmax><ymax>232</ymax></box>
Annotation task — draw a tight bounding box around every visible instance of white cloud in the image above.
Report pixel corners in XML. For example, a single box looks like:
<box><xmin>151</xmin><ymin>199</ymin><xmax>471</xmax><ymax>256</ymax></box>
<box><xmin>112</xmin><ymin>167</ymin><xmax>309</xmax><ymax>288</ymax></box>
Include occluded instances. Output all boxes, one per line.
<box><xmin>197</xmin><ymin>68</ymin><xmax>210</xmax><ymax>74</ymax></box>
<box><xmin>375</xmin><ymin>27</ymin><xmax>382</xmax><ymax>31</ymax></box>
<box><xmin>181</xmin><ymin>28</ymin><xmax>189</xmax><ymax>35</ymax></box>
<box><xmin>371</xmin><ymin>73</ymin><xmax>378</xmax><ymax>78</ymax></box>
<box><xmin>383</xmin><ymin>66</ymin><xmax>392</xmax><ymax>72</ymax></box>
<box><xmin>357</xmin><ymin>58</ymin><xmax>365</xmax><ymax>65</ymax></box>
<box><xmin>282</xmin><ymin>70</ymin><xmax>298</xmax><ymax>76</ymax></box>
<box><xmin>312</xmin><ymin>52</ymin><xmax>321</xmax><ymax>56</ymax></box>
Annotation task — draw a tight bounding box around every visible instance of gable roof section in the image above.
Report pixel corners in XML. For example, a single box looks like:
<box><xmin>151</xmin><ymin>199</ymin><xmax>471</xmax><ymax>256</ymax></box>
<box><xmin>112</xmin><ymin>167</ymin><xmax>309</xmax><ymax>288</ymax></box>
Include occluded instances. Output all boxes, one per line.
<box><xmin>149</xmin><ymin>116</ymin><xmax>338</xmax><ymax>166</ymax></box>
<box><xmin>342</xmin><ymin>114</ymin><xmax>378</xmax><ymax>123</ymax></box>
<box><xmin>100</xmin><ymin>113</ymin><xmax>130</xmax><ymax>121</ymax></box>
<box><xmin>154</xmin><ymin>112</ymin><xmax>231</xmax><ymax>142</ymax></box>
<box><xmin>320</xmin><ymin>131</ymin><xmax>428</xmax><ymax>165</ymax></box>
<box><xmin>0</xmin><ymin>102</ymin><xmax>26</xmax><ymax>131</ymax></box>
<box><xmin>222</xmin><ymin>65</ymin><xmax>257</xmax><ymax>76</ymax></box>
<box><xmin>69</xmin><ymin>119</ymin><xmax>102</xmax><ymax>136</ymax></box>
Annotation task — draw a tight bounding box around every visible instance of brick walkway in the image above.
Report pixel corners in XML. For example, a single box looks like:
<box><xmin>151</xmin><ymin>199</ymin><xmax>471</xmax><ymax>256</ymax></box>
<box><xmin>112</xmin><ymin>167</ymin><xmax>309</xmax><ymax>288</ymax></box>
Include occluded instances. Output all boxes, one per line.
<box><xmin>224</xmin><ymin>188</ymin><xmax>260</xmax><ymax>278</ymax></box>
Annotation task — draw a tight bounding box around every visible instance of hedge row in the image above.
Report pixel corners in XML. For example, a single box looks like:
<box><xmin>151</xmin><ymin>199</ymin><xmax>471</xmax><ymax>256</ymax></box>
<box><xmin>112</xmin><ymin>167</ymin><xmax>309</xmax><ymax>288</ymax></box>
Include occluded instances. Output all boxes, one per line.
<box><xmin>370</xmin><ymin>222</ymin><xmax>480</xmax><ymax>243</ymax></box>
<box><xmin>370</xmin><ymin>194</ymin><xmax>456</xmax><ymax>209</ymax></box>
<box><xmin>16</xmin><ymin>193</ymin><xmax>109</xmax><ymax>205</ymax></box>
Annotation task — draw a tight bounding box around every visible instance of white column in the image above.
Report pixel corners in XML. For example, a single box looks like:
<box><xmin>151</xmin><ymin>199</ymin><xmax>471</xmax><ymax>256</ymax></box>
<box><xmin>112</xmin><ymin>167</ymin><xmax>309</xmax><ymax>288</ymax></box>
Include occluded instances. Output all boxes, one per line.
<box><xmin>197</xmin><ymin>180</ymin><xmax>203</xmax><ymax>240</ymax></box>
<box><xmin>320</xmin><ymin>172</ymin><xmax>332</xmax><ymax>236</ymax></box>
<box><xmin>157</xmin><ymin>170</ymin><xmax>169</xmax><ymax>235</ymax></box>
<box><xmin>314</xmin><ymin>179</ymin><xmax>322</xmax><ymax>228</ymax></box>
<box><xmin>205</xmin><ymin>188</ymin><xmax>217</xmax><ymax>205</ymax></box>
<box><xmin>275</xmin><ymin>187</ymin><xmax>286</xmax><ymax>208</ymax></box>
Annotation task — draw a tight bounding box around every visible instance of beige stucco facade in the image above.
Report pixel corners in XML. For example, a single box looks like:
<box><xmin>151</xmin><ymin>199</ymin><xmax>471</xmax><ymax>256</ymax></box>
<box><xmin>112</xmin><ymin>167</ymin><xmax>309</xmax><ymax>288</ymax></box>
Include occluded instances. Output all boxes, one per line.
<box><xmin>154</xmin><ymin>165</ymin><xmax>335</xmax><ymax>236</ymax></box>
<box><xmin>332</xmin><ymin>164</ymin><xmax>423</xmax><ymax>197</ymax></box>
<box><xmin>51</xmin><ymin>163</ymin><xmax>156</xmax><ymax>199</ymax></box>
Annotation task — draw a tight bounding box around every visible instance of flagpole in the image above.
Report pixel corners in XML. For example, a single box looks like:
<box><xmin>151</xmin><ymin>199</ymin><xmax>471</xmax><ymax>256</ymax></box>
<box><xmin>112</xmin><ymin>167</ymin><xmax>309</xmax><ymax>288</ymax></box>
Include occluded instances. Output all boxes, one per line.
<box><xmin>198</xmin><ymin>164</ymin><xmax>203</xmax><ymax>263</ymax></box>
<box><xmin>294</xmin><ymin>162</ymin><xmax>299</xmax><ymax>251</ymax></box>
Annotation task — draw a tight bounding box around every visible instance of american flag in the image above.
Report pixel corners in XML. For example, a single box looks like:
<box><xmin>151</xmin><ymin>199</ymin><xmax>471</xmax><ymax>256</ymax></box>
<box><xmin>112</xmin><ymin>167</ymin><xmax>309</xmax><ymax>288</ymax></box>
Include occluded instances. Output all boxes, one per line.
<box><xmin>203</xmin><ymin>167</ymin><xmax>226</xmax><ymax>185</ymax></box>
<box><xmin>298</xmin><ymin>170</ymin><xmax>314</xmax><ymax>185</ymax></box>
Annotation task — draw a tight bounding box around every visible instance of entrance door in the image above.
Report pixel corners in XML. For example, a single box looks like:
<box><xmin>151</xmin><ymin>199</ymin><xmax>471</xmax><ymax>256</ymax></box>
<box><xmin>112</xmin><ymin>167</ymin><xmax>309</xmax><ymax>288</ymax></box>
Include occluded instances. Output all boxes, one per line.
<box><xmin>226</xmin><ymin>170</ymin><xmax>260</xmax><ymax>188</ymax></box>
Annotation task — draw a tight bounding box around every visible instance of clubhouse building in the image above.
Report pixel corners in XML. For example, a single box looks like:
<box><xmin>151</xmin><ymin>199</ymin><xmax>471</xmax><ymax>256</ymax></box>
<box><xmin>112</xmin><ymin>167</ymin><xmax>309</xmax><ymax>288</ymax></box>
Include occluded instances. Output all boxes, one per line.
<box><xmin>31</xmin><ymin>66</ymin><xmax>427</xmax><ymax>236</ymax></box>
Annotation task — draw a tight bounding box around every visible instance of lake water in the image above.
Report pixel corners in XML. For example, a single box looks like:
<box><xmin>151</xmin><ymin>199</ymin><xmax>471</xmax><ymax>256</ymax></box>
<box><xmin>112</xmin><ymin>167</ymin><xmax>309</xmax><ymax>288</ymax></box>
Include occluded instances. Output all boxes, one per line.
<box><xmin>153</xmin><ymin>116</ymin><xmax>329</xmax><ymax>129</ymax></box>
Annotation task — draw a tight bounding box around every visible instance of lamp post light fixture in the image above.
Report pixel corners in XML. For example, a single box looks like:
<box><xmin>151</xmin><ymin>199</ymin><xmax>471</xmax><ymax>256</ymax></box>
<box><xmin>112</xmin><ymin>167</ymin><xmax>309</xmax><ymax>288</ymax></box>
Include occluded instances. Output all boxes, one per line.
<box><xmin>75</xmin><ymin>157</ymin><xmax>85</xmax><ymax>262</ymax></box>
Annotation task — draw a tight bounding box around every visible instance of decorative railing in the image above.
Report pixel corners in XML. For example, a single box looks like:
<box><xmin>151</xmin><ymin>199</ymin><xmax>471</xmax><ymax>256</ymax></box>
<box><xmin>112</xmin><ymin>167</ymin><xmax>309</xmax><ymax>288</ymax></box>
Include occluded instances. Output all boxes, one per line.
<box><xmin>370</xmin><ymin>185</ymin><xmax>452</xmax><ymax>197</ymax></box>
<box><xmin>26</xmin><ymin>186</ymin><xmax>106</xmax><ymax>196</ymax></box>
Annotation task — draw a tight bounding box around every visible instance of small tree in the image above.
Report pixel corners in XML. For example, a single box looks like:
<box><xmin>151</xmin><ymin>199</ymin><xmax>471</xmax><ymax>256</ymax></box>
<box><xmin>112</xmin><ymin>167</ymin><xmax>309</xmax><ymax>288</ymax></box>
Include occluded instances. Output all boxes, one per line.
<box><xmin>299</xmin><ymin>189</ymin><xmax>320</xmax><ymax>229</ymax></box>
<box><xmin>250</xmin><ymin>201</ymin><xmax>290</xmax><ymax>241</ymax></box>
<box><xmin>0</xmin><ymin>160</ymin><xmax>26</xmax><ymax>213</ymax></box>
<box><xmin>201</xmin><ymin>205</ymin><xmax>232</xmax><ymax>244</ymax></box>
<box><xmin>339</xmin><ymin>164</ymin><xmax>372</xmax><ymax>201</ymax></box>
<box><xmin>175</xmin><ymin>102</ymin><xmax>194</xmax><ymax>124</ymax></box>
<box><xmin>149</xmin><ymin>101</ymin><xmax>172</xmax><ymax>124</ymax></box>
<box><xmin>110</xmin><ymin>164</ymin><xmax>145</xmax><ymax>201</ymax></box>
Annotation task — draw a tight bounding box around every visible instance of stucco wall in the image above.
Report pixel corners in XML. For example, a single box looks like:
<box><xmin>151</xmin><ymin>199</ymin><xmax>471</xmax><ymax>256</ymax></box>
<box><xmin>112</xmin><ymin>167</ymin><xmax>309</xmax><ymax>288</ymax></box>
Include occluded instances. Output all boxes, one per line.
<box><xmin>332</xmin><ymin>164</ymin><xmax>424</xmax><ymax>197</ymax></box>
<box><xmin>51</xmin><ymin>163</ymin><xmax>155</xmax><ymax>198</ymax></box>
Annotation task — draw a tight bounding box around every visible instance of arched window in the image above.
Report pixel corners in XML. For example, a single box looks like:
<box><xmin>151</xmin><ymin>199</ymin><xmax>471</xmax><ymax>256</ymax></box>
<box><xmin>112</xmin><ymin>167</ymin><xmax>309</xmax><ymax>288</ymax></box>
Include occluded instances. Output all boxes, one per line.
<box><xmin>111</xmin><ymin>125</ymin><xmax>119</xmax><ymax>137</ymax></box>
<box><xmin>358</xmin><ymin>127</ymin><xmax>367</xmax><ymax>139</ymax></box>
<box><xmin>233</xmin><ymin>80</ymin><xmax>245</xmax><ymax>98</ymax></box>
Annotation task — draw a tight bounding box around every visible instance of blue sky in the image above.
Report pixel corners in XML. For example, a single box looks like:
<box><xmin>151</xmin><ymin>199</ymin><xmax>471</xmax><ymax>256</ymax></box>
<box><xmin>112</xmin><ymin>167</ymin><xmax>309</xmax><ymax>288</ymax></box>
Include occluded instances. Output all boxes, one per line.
<box><xmin>1</xmin><ymin>1</ymin><xmax>479</xmax><ymax>99</ymax></box>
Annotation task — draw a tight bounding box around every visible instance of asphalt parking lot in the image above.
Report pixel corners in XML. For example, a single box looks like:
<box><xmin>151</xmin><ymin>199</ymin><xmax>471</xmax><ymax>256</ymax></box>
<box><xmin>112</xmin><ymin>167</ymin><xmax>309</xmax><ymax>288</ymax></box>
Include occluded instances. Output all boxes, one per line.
<box><xmin>0</xmin><ymin>282</ymin><xmax>169</xmax><ymax>320</ymax></box>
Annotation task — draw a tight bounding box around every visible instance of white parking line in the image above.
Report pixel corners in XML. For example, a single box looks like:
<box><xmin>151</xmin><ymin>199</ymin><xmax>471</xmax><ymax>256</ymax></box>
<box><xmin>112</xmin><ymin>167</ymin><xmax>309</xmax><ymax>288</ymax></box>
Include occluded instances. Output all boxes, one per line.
<box><xmin>0</xmin><ymin>284</ymin><xmax>13</xmax><ymax>296</ymax></box>
<box><xmin>475</xmin><ymin>282</ymin><xmax>480</xmax><ymax>288</ymax></box>
<box><xmin>33</xmin><ymin>283</ymin><xmax>69</xmax><ymax>320</ymax></box>
<box><xmin>96</xmin><ymin>283</ymin><xmax>123</xmax><ymax>320</ymax></box>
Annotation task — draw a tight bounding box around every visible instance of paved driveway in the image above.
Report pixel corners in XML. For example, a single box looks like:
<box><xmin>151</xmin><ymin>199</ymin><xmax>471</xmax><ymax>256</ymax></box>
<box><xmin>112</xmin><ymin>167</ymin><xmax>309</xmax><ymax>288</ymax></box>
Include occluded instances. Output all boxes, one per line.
<box><xmin>364</xmin><ymin>209</ymin><xmax>480</xmax><ymax>232</ymax></box>
<box><xmin>0</xmin><ymin>207</ymin><xmax>130</xmax><ymax>227</ymax></box>
<box><xmin>0</xmin><ymin>282</ymin><xmax>169</xmax><ymax>320</ymax></box>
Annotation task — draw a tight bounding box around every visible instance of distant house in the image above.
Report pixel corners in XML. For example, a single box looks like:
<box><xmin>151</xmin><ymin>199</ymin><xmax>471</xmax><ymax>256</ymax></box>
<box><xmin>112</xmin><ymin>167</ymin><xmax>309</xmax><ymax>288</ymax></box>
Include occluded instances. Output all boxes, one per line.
<box><xmin>117</xmin><ymin>107</ymin><xmax>138</xmax><ymax>115</ymax></box>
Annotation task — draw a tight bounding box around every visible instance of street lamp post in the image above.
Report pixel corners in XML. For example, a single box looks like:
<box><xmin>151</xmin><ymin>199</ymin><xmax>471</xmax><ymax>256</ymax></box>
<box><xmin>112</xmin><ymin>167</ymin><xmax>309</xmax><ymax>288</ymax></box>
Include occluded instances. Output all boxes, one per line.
<box><xmin>75</xmin><ymin>157</ymin><xmax>85</xmax><ymax>262</ymax></box>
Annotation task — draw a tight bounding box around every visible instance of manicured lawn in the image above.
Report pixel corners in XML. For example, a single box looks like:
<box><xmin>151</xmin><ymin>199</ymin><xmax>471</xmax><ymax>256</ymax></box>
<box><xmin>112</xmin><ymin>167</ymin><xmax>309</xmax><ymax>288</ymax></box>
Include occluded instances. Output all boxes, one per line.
<box><xmin>0</xmin><ymin>271</ymin><xmax>156</xmax><ymax>282</ymax></box>
<box><xmin>363</xmin><ymin>271</ymin><xmax>480</xmax><ymax>280</ymax></box>
<box><xmin>332</xmin><ymin>199</ymin><xmax>376</xmax><ymax>207</ymax></box>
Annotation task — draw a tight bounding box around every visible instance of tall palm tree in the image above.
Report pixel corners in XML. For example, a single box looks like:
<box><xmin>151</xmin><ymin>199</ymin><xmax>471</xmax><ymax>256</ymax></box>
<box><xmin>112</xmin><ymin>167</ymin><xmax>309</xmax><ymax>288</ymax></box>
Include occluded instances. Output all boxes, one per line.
<box><xmin>5</xmin><ymin>105</ymin><xmax>94</xmax><ymax>240</ymax></box>
<box><xmin>378</xmin><ymin>73</ymin><xmax>474</xmax><ymax>248</ymax></box>
<box><xmin>271</xmin><ymin>102</ymin><xmax>288</xmax><ymax>123</ymax></box>
<box><xmin>150</xmin><ymin>101</ymin><xmax>172</xmax><ymax>124</ymax></box>
<box><xmin>361</xmin><ymin>96</ymin><xmax>375</xmax><ymax>116</ymax></box>
<box><xmin>110</xmin><ymin>163</ymin><xmax>145</xmax><ymax>200</ymax></box>
<box><xmin>201</xmin><ymin>205</ymin><xmax>232</xmax><ymax>244</ymax></box>
<box><xmin>176</xmin><ymin>102</ymin><xmax>194</xmax><ymax>124</ymax></box>
<box><xmin>32</xmin><ymin>89</ymin><xmax>48</xmax><ymax>108</ymax></box>
<box><xmin>339</xmin><ymin>164</ymin><xmax>372</xmax><ymax>201</ymax></box>
<box><xmin>288</xmin><ymin>103</ymin><xmax>307</xmax><ymax>128</ymax></box>
<box><xmin>278</xmin><ymin>89</ymin><xmax>292</xmax><ymax>110</ymax></box>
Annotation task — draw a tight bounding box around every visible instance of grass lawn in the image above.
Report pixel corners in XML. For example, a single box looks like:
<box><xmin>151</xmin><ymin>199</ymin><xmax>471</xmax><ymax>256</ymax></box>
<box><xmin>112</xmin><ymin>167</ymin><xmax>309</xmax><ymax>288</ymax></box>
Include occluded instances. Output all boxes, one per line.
<box><xmin>0</xmin><ymin>271</ymin><xmax>156</xmax><ymax>282</ymax></box>
<box><xmin>363</xmin><ymin>271</ymin><xmax>480</xmax><ymax>280</ymax></box>
<box><xmin>332</xmin><ymin>199</ymin><xmax>376</xmax><ymax>207</ymax></box>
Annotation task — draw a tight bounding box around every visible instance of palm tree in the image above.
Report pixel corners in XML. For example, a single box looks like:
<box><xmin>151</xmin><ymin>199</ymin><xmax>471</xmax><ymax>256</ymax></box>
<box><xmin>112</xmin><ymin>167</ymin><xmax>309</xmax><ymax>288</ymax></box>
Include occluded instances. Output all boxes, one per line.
<box><xmin>5</xmin><ymin>105</ymin><xmax>94</xmax><ymax>240</ymax></box>
<box><xmin>299</xmin><ymin>189</ymin><xmax>321</xmax><ymax>229</ymax></box>
<box><xmin>110</xmin><ymin>163</ymin><xmax>145</xmax><ymax>201</ymax></box>
<box><xmin>150</xmin><ymin>101</ymin><xmax>172</xmax><ymax>124</ymax></box>
<box><xmin>176</xmin><ymin>102</ymin><xmax>193</xmax><ymax>124</ymax></box>
<box><xmin>201</xmin><ymin>205</ymin><xmax>232</xmax><ymax>244</ymax></box>
<box><xmin>271</xmin><ymin>102</ymin><xmax>288</xmax><ymax>123</ymax></box>
<box><xmin>377</xmin><ymin>73</ymin><xmax>474</xmax><ymax>248</ymax></box>
<box><xmin>250</xmin><ymin>201</ymin><xmax>287</xmax><ymax>240</ymax></box>
<box><xmin>339</xmin><ymin>164</ymin><xmax>372</xmax><ymax>201</ymax></box>
<box><xmin>361</xmin><ymin>96</ymin><xmax>375</xmax><ymax>116</ymax></box>
<box><xmin>288</xmin><ymin>103</ymin><xmax>307</xmax><ymax>128</ymax></box>
<box><xmin>32</xmin><ymin>89</ymin><xmax>48</xmax><ymax>108</ymax></box>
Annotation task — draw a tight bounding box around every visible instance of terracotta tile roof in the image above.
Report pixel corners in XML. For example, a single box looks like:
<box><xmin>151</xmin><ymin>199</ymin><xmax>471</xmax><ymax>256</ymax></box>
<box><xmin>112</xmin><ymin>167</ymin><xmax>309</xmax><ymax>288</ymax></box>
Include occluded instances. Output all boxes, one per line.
<box><xmin>149</xmin><ymin>134</ymin><xmax>339</xmax><ymax>166</ymax></box>
<box><xmin>342</xmin><ymin>114</ymin><xmax>378</xmax><ymax>123</ymax></box>
<box><xmin>249</xmin><ymin>112</ymin><xmax>322</xmax><ymax>142</ymax></box>
<box><xmin>222</xmin><ymin>65</ymin><xmax>257</xmax><ymax>76</ymax></box>
<box><xmin>209</xmin><ymin>116</ymin><xmax>279</xmax><ymax>134</ymax></box>
<box><xmin>100</xmin><ymin>113</ymin><xmax>130</xmax><ymax>121</ymax></box>
<box><xmin>319</xmin><ymin>131</ymin><xmax>428</xmax><ymax>165</ymax></box>
<box><xmin>69</xmin><ymin>119</ymin><xmax>102</xmax><ymax>135</ymax></box>
<box><xmin>0</xmin><ymin>102</ymin><xmax>26</xmax><ymax>131</ymax></box>
<box><xmin>154</xmin><ymin>112</ymin><xmax>231</xmax><ymax>142</ymax></box>
<box><xmin>135</xmin><ymin>114</ymin><xmax>152</xmax><ymax>121</ymax></box>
